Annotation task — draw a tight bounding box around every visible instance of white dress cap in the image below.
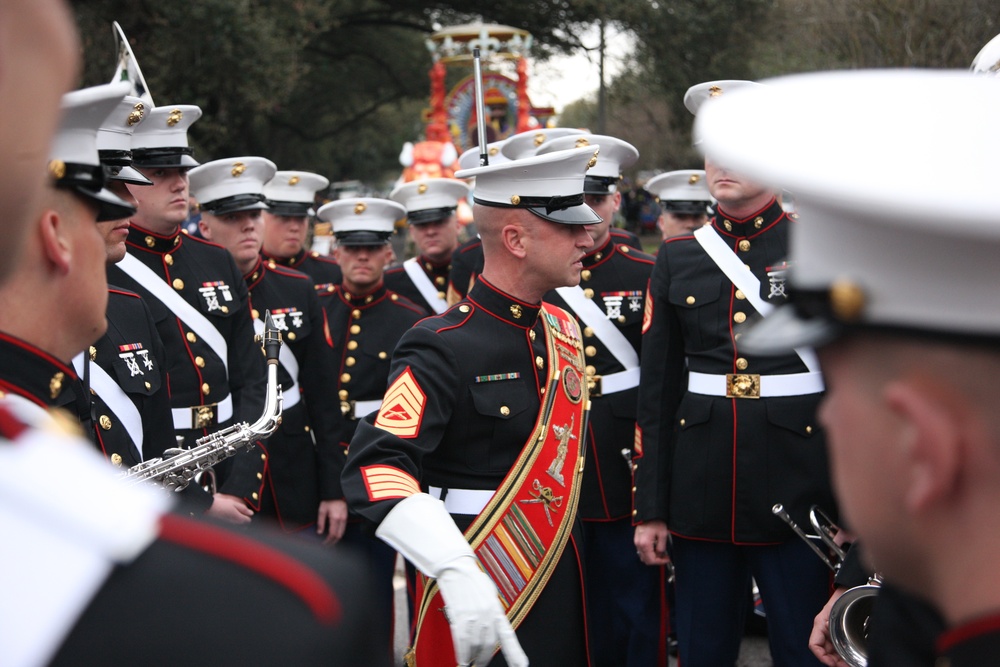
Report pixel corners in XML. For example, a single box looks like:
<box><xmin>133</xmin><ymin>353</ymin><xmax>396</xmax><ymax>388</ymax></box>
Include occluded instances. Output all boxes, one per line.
<box><xmin>50</xmin><ymin>82</ymin><xmax>136</xmax><ymax>222</ymax></box>
<box><xmin>189</xmin><ymin>156</ymin><xmax>277</xmax><ymax>215</ymax></box>
<box><xmin>644</xmin><ymin>170</ymin><xmax>713</xmax><ymax>214</ymax></box>
<box><xmin>96</xmin><ymin>95</ymin><xmax>152</xmax><ymax>185</ymax></box>
<box><xmin>458</xmin><ymin>140</ymin><xmax>511</xmax><ymax>170</ymax></box>
<box><xmin>389</xmin><ymin>178</ymin><xmax>471</xmax><ymax>224</ymax></box>
<box><xmin>683</xmin><ymin>80</ymin><xmax>763</xmax><ymax>116</ymax></box>
<box><xmin>536</xmin><ymin>133</ymin><xmax>638</xmax><ymax>194</ymax></box>
<box><xmin>692</xmin><ymin>69</ymin><xmax>1000</xmax><ymax>351</ymax></box>
<box><xmin>499</xmin><ymin>127</ymin><xmax>587</xmax><ymax>161</ymax></box>
<box><xmin>971</xmin><ymin>32</ymin><xmax>1000</xmax><ymax>75</ymax></box>
<box><xmin>316</xmin><ymin>198</ymin><xmax>405</xmax><ymax>246</ymax></box>
<box><xmin>456</xmin><ymin>144</ymin><xmax>601</xmax><ymax>225</ymax></box>
<box><xmin>262</xmin><ymin>171</ymin><xmax>330</xmax><ymax>217</ymax></box>
<box><xmin>130</xmin><ymin>104</ymin><xmax>202</xmax><ymax>168</ymax></box>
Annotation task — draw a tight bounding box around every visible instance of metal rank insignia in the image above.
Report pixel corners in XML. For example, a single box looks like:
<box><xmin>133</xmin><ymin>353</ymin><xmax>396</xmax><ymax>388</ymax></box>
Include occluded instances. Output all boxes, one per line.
<box><xmin>118</xmin><ymin>342</ymin><xmax>154</xmax><ymax>377</ymax></box>
<box><xmin>766</xmin><ymin>262</ymin><xmax>790</xmax><ymax>300</ymax></box>
<box><xmin>601</xmin><ymin>290</ymin><xmax>644</xmax><ymax>318</ymax></box>
<box><xmin>520</xmin><ymin>479</ymin><xmax>564</xmax><ymax>527</ymax></box>
<box><xmin>270</xmin><ymin>307</ymin><xmax>304</xmax><ymax>330</ymax></box>
<box><xmin>199</xmin><ymin>281</ymin><xmax>234</xmax><ymax>312</ymax></box>
<box><xmin>545</xmin><ymin>414</ymin><xmax>576</xmax><ymax>486</ymax></box>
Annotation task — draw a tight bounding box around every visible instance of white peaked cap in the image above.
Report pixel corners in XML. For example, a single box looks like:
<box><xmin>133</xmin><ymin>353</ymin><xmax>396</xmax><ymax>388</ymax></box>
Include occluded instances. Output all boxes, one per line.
<box><xmin>130</xmin><ymin>104</ymin><xmax>202</xmax><ymax>167</ymax></box>
<box><xmin>645</xmin><ymin>170</ymin><xmax>713</xmax><ymax>213</ymax></box>
<box><xmin>189</xmin><ymin>156</ymin><xmax>277</xmax><ymax>215</ymax></box>
<box><xmin>692</xmin><ymin>69</ymin><xmax>1000</xmax><ymax>351</ymax></box>
<box><xmin>389</xmin><ymin>178</ymin><xmax>471</xmax><ymax>224</ymax></box>
<box><xmin>499</xmin><ymin>127</ymin><xmax>587</xmax><ymax>161</ymax></box>
<box><xmin>263</xmin><ymin>171</ymin><xmax>330</xmax><ymax>216</ymax></box>
<box><xmin>684</xmin><ymin>80</ymin><xmax>763</xmax><ymax>116</ymax></box>
<box><xmin>458</xmin><ymin>140</ymin><xmax>511</xmax><ymax>170</ymax></box>
<box><xmin>536</xmin><ymin>133</ymin><xmax>638</xmax><ymax>194</ymax></box>
<box><xmin>97</xmin><ymin>94</ymin><xmax>152</xmax><ymax>185</ymax></box>
<box><xmin>316</xmin><ymin>198</ymin><xmax>404</xmax><ymax>245</ymax></box>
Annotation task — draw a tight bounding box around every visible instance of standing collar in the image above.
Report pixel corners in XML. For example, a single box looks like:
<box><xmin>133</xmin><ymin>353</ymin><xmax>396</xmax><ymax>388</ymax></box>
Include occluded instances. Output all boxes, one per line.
<box><xmin>261</xmin><ymin>248</ymin><xmax>306</xmax><ymax>270</ymax></box>
<box><xmin>0</xmin><ymin>332</ymin><xmax>84</xmax><ymax>409</ymax></box>
<box><xmin>127</xmin><ymin>222</ymin><xmax>184</xmax><ymax>253</ymax></box>
<box><xmin>338</xmin><ymin>281</ymin><xmax>387</xmax><ymax>308</ymax></box>
<box><xmin>582</xmin><ymin>235</ymin><xmax>616</xmax><ymax>268</ymax></box>
<box><xmin>712</xmin><ymin>197</ymin><xmax>785</xmax><ymax>239</ymax></box>
<box><xmin>467</xmin><ymin>278</ymin><xmax>542</xmax><ymax>329</ymax></box>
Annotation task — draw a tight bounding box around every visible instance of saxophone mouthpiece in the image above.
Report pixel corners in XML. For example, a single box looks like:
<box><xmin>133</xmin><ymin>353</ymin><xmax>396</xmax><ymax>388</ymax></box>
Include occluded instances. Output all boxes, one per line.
<box><xmin>262</xmin><ymin>310</ymin><xmax>282</xmax><ymax>362</ymax></box>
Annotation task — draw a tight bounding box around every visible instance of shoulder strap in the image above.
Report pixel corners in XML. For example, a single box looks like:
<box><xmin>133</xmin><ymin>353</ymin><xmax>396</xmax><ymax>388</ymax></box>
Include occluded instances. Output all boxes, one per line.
<box><xmin>117</xmin><ymin>253</ymin><xmax>229</xmax><ymax>374</ymax></box>
<box><xmin>555</xmin><ymin>285</ymin><xmax>639</xmax><ymax>370</ymax></box>
<box><xmin>403</xmin><ymin>257</ymin><xmax>448</xmax><ymax>314</ymax></box>
<box><xmin>72</xmin><ymin>354</ymin><xmax>144</xmax><ymax>458</ymax></box>
<box><xmin>693</xmin><ymin>225</ymin><xmax>819</xmax><ymax>373</ymax></box>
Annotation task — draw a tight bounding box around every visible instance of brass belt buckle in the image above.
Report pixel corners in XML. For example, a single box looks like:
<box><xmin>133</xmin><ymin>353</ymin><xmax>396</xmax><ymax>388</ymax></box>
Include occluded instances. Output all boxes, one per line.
<box><xmin>193</xmin><ymin>403</ymin><xmax>216</xmax><ymax>429</ymax></box>
<box><xmin>726</xmin><ymin>373</ymin><xmax>761</xmax><ymax>399</ymax></box>
<box><xmin>587</xmin><ymin>374</ymin><xmax>603</xmax><ymax>398</ymax></box>
<box><xmin>340</xmin><ymin>400</ymin><xmax>356</xmax><ymax>420</ymax></box>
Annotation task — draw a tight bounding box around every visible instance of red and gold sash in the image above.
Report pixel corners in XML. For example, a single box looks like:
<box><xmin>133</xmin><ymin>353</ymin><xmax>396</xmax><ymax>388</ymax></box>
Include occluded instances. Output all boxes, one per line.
<box><xmin>407</xmin><ymin>303</ymin><xmax>589</xmax><ymax>667</ymax></box>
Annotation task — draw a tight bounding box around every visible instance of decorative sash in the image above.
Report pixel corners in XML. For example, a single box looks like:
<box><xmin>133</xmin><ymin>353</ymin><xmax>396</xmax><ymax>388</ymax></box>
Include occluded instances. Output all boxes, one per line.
<box><xmin>407</xmin><ymin>303</ymin><xmax>589</xmax><ymax>666</ymax></box>
<box><xmin>694</xmin><ymin>225</ymin><xmax>820</xmax><ymax>373</ymax></box>
<box><xmin>403</xmin><ymin>257</ymin><xmax>449</xmax><ymax>314</ymax></box>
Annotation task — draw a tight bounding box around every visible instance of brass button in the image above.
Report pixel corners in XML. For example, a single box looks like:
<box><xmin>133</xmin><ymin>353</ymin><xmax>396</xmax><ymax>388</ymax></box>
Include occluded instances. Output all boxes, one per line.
<box><xmin>186</xmin><ymin>332</ymin><xmax>197</xmax><ymax>343</ymax></box>
<box><xmin>754</xmin><ymin>216</ymin><xmax>764</xmax><ymax>229</ymax></box>
<box><xmin>304</xmin><ymin>425</ymin><xmax>310</xmax><ymax>432</ymax></box>
<box><xmin>583</xmin><ymin>326</ymin><xmax>594</xmax><ymax>338</ymax></box>
<box><xmin>173</xmin><ymin>236</ymin><xmax>180</xmax><ymax>245</ymax></box>
<box><xmin>738</xmin><ymin>240</ymin><xmax>751</xmax><ymax>252</ymax></box>
<box><xmin>806</xmin><ymin>425</ymin><xmax>813</xmax><ymax>434</ymax></box>
<box><xmin>261</xmin><ymin>453</ymin><xmax>267</xmax><ymax>461</ymax></box>
<box><xmin>251</xmin><ymin>273</ymin><xmax>259</xmax><ymax>281</ymax></box>
<box><xmin>350</xmin><ymin>324</ymin><xmax>361</xmax><ymax>335</ymax></box>
<box><xmin>735</xmin><ymin>290</ymin><xmax>746</xmax><ymax>300</ymax></box>
<box><xmin>267</xmin><ymin>260</ymin><xmax>276</xmax><ymax>269</ymax></box>
<box><xmin>99</xmin><ymin>415</ymin><xmax>112</xmax><ymax>430</ymax></box>
<box><xmin>252</xmin><ymin>492</ymin><xmax>259</xmax><ymax>500</ymax></box>
<box><xmin>632</xmin><ymin>509</ymin><xmax>638</xmax><ymax>516</ymax></box>
<box><xmin>437</xmin><ymin>291</ymin><xmax>446</xmax><ymax>299</ymax></box>
<box><xmin>500</xmin><ymin>406</ymin><xmax>510</xmax><ymax>416</ymax></box>
<box><xmin>195</xmin><ymin>356</ymin><xmax>205</xmax><ymax>368</ymax></box>
<box><xmin>581</xmin><ymin>269</ymin><xmax>591</xmax><ymax>281</ymax></box>
<box><xmin>378</xmin><ymin>351</ymin><xmax>387</xmax><ymax>359</ymax></box>
<box><xmin>733</xmin><ymin>312</ymin><xmax>747</xmax><ymax>324</ymax></box>
<box><xmin>201</xmin><ymin>383</ymin><xmax>210</xmax><ymax>395</ymax></box>
<box><xmin>347</xmin><ymin>340</ymin><xmax>358</xmax><ymax>350</ymax></box>
<box><xmin>352</xmin><ymin>309</ymin><xmax>361</xmax><ymax>319</ymax></box>
<box><xmin>459</xmin><ymin>305</ymin><xmax>471</xmax><ymax>313</ymax></box>
<box><xmin>345</xmin><ymin>357</ymin><xmax>356</xmax><ymax>367</ymax></box>
<box><xmin>221</xmin><ymin>306</ymin><xmax>229</xmax><ymax>314</ymax></box>
<box><xmin>583</xmin><ymin>288</ymin><xmax>594</xmax><ymax>299</ymax></box>
<box><xmin>111</xmin><ymin>453</ymin><xmax>123</xmax><ymax>467</ymax></box>
<box><xmin>679</xmin><ymin>418</ymin><xmax>686</xmax><ymax>426</ymax></box>
<box><xmin>341</xmin><ymin>373</ymin><xmax>351</xmax><ymax>383</ymax></box>
<box><xmin>585</xmin><ymin>345</ymin><xmax>597</xmax><ymax>357</ymax></box>
<box><xmin>390</xmin><ymin>294</ymin><xmax>399</xmax><ymax>301</ymax></box>
<box><xmin>535</xmin><ymin>356</ymin><xmax>544</xmax><ymax>369</ymax></box>
<box><xmin>144</xmin><ymin>382</ymin><xmax>151</xmax><ymax>390</ymax></box>
<box><xmin>736</xmin><ymin>358</ymin><xmax>748</xmax><ymax>370</ymax></box>
<box><xmin>172</xmin><ymin>278</ymin><xmax>184</xmax><ymax>290</ymax></box>
<box><xmin>257</xmin><ymin>472</ymin><xmax>263</xmax><ymax>480</ymax></box>
<box><xmin>723</xmin><ymin>220</ymin><xmax>732</xmax><ymax>231</ymax></box>
<box><xmin>287</xmin><ymin>331</ymin><xmax>295</xmax><ymax>341</ymax></box>
<box><xmin>89</xmin><ymin>345</ymin><xmax>97</xmax><ymax>361</ymax></box>
<box><xmin>631</xmin><ymin>486</ymin><xmax>637</xmax><ymax>493</ymax></box>
<box><xmin>144</xmin><ymin>235</ymin><xmax>156</xmax><ymax>247</ymax></box>
<box><xmin>685</xmin><ymin>296</ymin><xmax>695</xmax><ymax>305</ymax></box>
<box><xmin>617</xmin><ymin>316</ymin><xmax>626</xmax><ymax>324</ymax></box>
<box><xmin>595</xmin><ymin>252</ymin><xmax>603</xmax><ymax>261</ymax></box>
<box><xmin>338</xmin><ymin>389</ymin><xmax>348</xmax><ymax>400</ymax></box>
<box><xmin>435</xmin><ymin>276</ymin><xmax>445</xmax><ymax>287</ymax></box>
<box><xmin>529</xmin><ymin>329</ymin><xmax>536</xmax><ymax>341</ymax></box>
<box><xmin>252</xmin><ymin>309</ymin><xmax>260</xmax><ymax>320</ymax></box>
<box><xmin>585</xmin><ymin>365</ymin><xmax>596</xmax><ymax>376</ymax></box>
<box><xmin>164</xmin><ymin>254</ymin><xmax>174</xmax><ymax>266</ymax></box>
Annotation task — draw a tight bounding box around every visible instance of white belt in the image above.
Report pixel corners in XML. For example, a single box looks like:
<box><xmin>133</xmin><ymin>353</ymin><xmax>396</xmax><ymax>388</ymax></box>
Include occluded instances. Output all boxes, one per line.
<box><xmin>347</xmin><ymin>399</ymin><xmax>382</xmax><ymax>420</ymax></box>
<box><xmin>688</xmin><ymin>371</ymin><xmax>824</xmax><ymax>398</ymax></box>
<box><xmin>171</xmin><ymin>394</ymin><xmax>233</xmax><ymax>430</ymax></box>
<box><xmin>428</xmin><ymin>485</ymin><xmax>495</xmax><ymax>516</ymax></box>
<box><xmin>590</xmin><ymin>367</ymin><xmax>640</xmax><ymax>396</ymax></box>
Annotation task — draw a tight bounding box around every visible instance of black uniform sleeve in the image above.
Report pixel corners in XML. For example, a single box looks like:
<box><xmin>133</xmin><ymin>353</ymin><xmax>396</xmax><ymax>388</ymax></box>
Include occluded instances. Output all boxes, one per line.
<box><xmin>633</xmin><ymin>247</ymin><xmax>687</xmax><ymax>523</ymax></box>
<box><xmin>341</xmin><ymin>324</ymin><xmax>459</xmax><ymax>526</ymax></box>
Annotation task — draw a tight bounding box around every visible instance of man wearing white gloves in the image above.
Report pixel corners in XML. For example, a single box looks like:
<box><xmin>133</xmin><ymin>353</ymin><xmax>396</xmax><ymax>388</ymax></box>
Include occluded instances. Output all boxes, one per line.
<box><xmin>342</xmin><ymin>145</ymin><xmax>603</xmax><ymax>666</ymax></box>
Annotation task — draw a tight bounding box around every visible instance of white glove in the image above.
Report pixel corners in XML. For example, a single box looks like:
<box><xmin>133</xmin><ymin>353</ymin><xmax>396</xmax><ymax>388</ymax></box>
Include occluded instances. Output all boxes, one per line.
<box><xmin>376</xmin><ymin>493</ymin><xmax>529</xmax><ymax>667</ymax></box>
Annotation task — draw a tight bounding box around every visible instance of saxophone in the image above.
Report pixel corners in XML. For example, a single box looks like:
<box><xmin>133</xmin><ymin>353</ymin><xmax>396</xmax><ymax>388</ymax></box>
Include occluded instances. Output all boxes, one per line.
<box><xmin>122</xmin><ymin>311</ymin><xmax>284</xmax><ymax>492</ymax></box>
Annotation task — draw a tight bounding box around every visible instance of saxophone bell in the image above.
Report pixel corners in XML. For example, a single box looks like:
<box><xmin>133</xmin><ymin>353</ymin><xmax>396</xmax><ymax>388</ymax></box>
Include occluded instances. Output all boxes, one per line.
<box><xmin>829</xmin><ymin>576</ymin><xmax>882</xmax><ymax>667</ymax></box>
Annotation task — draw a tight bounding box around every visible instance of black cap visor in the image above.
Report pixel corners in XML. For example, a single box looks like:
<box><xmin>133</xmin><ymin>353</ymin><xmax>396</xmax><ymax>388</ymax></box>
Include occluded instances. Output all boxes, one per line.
<box><xmin>131</xmin><ymin>147</ymin><xmax>199</xmax><ymax>169</ymax></box>
<box><xmin>407</xmin><ymin>207</ymin><xmax>456</xmax><ymax>225</ymax></box>
<box><xmin>663</xmin><ymin>200</ymin><xmax>711</xmax><ymax>215</ymax></box>
<box><xmin>200</xmin><ymin>193</ymin><xmax>268</xmax><ymax>216</ymax></box>
<box><xmin>74</xmin><ymin>185</ymin><xmax>137</xmax><ymax>222</ymax></box>
<box><xmin>475</xmin><ymin>193</ymin><xmax>601</xmax><ymax>225</ymax></box>
<box><xmin>265</xmin><ymin>200</ymin><xmax>312</xmax><ymax>218</ymax></box>
<box><xmin>583</xmin><ymin>175</ymin><xmax>619</xmax><ymax>195</ymax></box>
<box><xmin>335</xmin><ymin>230</ymin><xmax>392</xmax><ymax>247</ymax></box>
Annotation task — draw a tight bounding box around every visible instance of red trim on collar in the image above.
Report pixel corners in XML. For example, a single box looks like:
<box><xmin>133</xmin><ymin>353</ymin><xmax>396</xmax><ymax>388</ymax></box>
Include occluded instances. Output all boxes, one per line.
<box><xmin>937</xmin><ymin>612</ymin><xmax>1000</xmax><ymax>653</ymax></box>
<box><xmin>0</xmin><ymin>331</ymin><xmax>78</xmax><ymax>378</ymax></box>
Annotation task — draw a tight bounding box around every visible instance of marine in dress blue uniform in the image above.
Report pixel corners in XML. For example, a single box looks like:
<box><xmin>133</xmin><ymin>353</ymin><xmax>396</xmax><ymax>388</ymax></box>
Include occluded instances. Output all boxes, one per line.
<box><xmin>107</xmin><ymin>105</ymin><xmax>267</xmax><ymax>515</ymax></box>
<box><xmin>342</xmin><ymin>146</ymin><xmax>604</xmax><ymax>667</ymax></box>
<box><xmin>633</xmin><ymin>81</ymin><xmax>835</xmax><ymax>667</ymax></box>
<box><xmin>386</xmin><ymin>177</ymin><xmax>470</xmax><ymax>315</ymax></box>
<box><xmin>192</xmin><ymin>157</ymin><xmax>345</xmax><ymax>535</ymax></box>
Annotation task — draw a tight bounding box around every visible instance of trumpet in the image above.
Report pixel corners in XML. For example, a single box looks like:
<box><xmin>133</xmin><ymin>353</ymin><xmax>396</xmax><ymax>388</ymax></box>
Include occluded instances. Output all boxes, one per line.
<box><xmin>772</xmin><ymin>503</ymin><xmax>879</xmax><ymax>667</ymax></box>
<box><xmin>122</xmin><ymin>312</ymin><xmax>284</xmax><ymax>492</ymax></box>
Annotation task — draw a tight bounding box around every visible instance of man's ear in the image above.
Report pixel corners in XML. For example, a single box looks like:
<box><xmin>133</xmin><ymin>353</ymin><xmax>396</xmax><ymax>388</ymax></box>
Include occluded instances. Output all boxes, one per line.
<box><xmin>501</xmin><ymin>222</ymin><xmax>527</xmax><ymax>259</ymax></box>
<box><xmin>198</xmin><ymin>219</ymin><xmax>212</xmax><ymax>240</ymax></box>
<box><xmin>883</xmin><ymin>380</ymin><xmax>961</xmax><ymax>515</ymax></box>
<box><xmin>38</xmin><ymin>208</ymin><xmax>72</xmax><ymax>274</ymax></box>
